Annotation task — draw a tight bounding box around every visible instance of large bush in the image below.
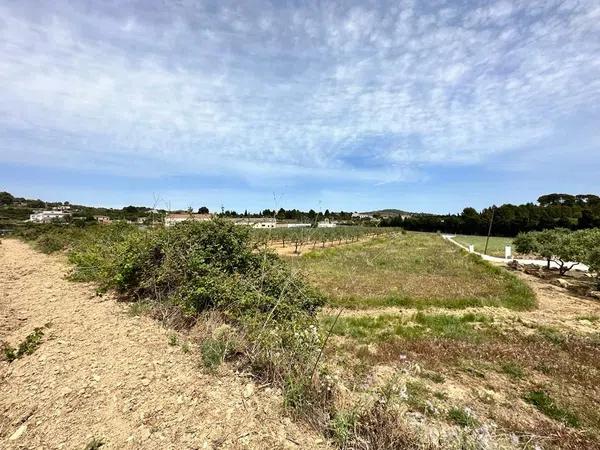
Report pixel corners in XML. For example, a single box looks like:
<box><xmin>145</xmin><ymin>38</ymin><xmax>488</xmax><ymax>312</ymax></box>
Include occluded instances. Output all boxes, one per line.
<box><xmin>68</xmin><ymin>220</ymin><xmax>326</xmax><ymax>386</ymax></box>
<box><xmin>68</xmin><ymin>220</ymin><xmax>324</xmax><ymax>320</ymax></box>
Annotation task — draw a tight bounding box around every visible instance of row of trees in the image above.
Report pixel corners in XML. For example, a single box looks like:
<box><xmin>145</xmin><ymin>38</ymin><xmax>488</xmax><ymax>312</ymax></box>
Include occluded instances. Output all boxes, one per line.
<box><xmin>252</xmin><ymin>227</ymin><xmax>396</xmax><ymax>253</ymax></box>
<box><xmin>514</xmin><ymin>228</ymin><xmax>600</xmax><ymax>278</ymax></box>
<box><xmin>382</xmin><ymin>194</ymin><xmax>600</xmax><ymax>236</ymax></box>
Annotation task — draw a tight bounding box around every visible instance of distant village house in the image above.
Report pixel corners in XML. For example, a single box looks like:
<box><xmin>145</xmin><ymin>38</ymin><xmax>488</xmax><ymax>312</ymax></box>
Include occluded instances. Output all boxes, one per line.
<box><xmin>231</xmin><ymin>217</ymin><xmax>276</xmax><ymax>228</ymax></box>
<box><xmin>351</xmin><ymin>212</ymin><xmax>374</xmax><ymax>220</ymax></box>
<box><xmin>94</xmin><ymin>215</ymin><xmax>112</xmax><ymax>224</ymax></box>
<box><xmin>29</xmin><ymin>210</ymin><xmax>71</xmax><ymax>223</ymax></box>
<box><xmin>317</xmin><ymin>219</ymin><xmax>337</xmax><ymax>228</ymax></box>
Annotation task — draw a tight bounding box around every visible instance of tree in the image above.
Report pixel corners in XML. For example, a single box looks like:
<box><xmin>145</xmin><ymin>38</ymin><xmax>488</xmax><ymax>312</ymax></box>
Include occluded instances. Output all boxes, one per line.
<box><xmin>514</xmin><ymin>229</ymin><xmax>584</xmax><ymax>275</ymax></box>
<box><xmin>0</xmin><ymin>191</ymin><xmax>15</xmax><ymax>205</ymax></box>
<box><xmin>573</xmin><ymin>228</ymin><xmax>600</xmax><ymax>286</ymax></box>
<box><xmin>198</xmin><ymin>206</ymin><xmax>209</xmax><ymax>214</ymax></box>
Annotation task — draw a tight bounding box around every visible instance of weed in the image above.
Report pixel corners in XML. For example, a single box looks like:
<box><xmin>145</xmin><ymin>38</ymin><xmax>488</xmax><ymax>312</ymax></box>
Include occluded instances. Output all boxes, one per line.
<box><xmin>405</xmin><ymin>380</ymin><xmax>432</xmax><ymax>413</ymax></box>
<box><xmin>448</xmin><ymin>407</ymin><xmax>478</xmax><ymax>427</ymax></box>
<box><xmin>127</xmin><ymin>301</ymin><xmax>152</xmax><ymax>317</ymax></box>
<box><xmin>168</xmin><ymin>334</ymin><xmax>178</xmax><ymax>346</ymax></box>
<box><xmin>329</xmin><ymin>409</ymin><xmax>358</xmax><ymax>446</ymax></box>
<box><xmin>500</xmin><ymin>361</ymin><xmax>525</xmax><ymax>379</ymax></box>
<box><xmin>418</xmin><ymin>370</ymin><xmax>445</xmax><ymax>383</ymax></box>
<box><xmin>2</xmin><ymin>327</ymin><xmax>45</xmax><ymax>362</ymax></box>
<box><xmin>325</xmin><ymin>312</ymin><xmax>492</xmax><ymax>345</ymax></box>
<box><xmin>434</xmin><ymin>391</ymin><xmax>448</xmax><ymax>401</ymax></box>
<box><xmin>200</xmin><ymin>338</ymin><xmax>228</xmax><ymax>370</ymax></box>
<box><xmin>537</xmin><ymin>326</ymin><xmax>566</xmax><ymax>345</ymax></box>
<box><xmin>524</xmin><ymin>390</ymin><xmax>580</xmax><ymax>428</ymax></box>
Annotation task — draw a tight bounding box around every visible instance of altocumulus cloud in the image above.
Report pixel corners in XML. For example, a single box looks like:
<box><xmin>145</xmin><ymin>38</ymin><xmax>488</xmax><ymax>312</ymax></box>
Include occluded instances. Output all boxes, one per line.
<box><xmin>0</xmin><ymin>0</ymin><xmax>599</xmax><ymax>185</ymax></box>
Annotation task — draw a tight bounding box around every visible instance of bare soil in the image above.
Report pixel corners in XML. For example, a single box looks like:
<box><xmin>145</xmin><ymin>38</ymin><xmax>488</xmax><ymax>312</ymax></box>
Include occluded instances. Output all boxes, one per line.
<box><xmin>0</xmin><ymin>239</ymin><xmax>329</xmax><ymax>449</ymax></box>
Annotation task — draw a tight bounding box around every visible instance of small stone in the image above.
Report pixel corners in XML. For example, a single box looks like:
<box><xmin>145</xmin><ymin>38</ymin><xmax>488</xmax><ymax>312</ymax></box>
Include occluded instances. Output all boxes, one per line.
<box><xmin>61</xmin><ymin>387</ymin><xmax>72</xmax><ymax>396</ymax></box>
<box><xmin>92</xmin><ymin>375</ymin><xmax>101</xmax><ymax>382</ymax></box>
<box><xmin>141</xmin><ymin>378</ymin><xmax>151</xmax><ymax>386</ymax></box>
<box><xmin>141</xmin><ymin>428</ymin><xmax>152</xmax><ymax>440</ymax></box>
<box><xmin>243</xmin><ymin>383</ymin><xmax>255</xmax><ymax>398</ymax></box>
<box><xmin>9</xmin><ymin>424</ymin><xmax>27</xmax><ymax>441</ymax></box>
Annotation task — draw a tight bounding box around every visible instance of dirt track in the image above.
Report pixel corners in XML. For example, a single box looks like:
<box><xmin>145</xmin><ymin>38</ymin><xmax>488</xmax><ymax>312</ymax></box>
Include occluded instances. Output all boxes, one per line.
<box><xmin>0</xmin><ymin>239</ymin><xmax>328</xmax><ymax>449</ymax></box>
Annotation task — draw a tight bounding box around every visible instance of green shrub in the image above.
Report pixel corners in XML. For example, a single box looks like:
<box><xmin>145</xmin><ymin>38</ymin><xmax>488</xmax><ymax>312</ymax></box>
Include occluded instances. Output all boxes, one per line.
<box><xmin>200</xmin><ymin>337</ymin><xmax>228</xmax><ymax>370</ymax></box>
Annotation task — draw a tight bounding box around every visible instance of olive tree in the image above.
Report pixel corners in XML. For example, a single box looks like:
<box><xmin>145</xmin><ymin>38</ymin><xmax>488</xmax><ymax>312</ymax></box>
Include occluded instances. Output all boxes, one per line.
<box><xmin>514</xmin><ymin>229</ymin><xmax>583</xmax><ymax>275</ymax></box>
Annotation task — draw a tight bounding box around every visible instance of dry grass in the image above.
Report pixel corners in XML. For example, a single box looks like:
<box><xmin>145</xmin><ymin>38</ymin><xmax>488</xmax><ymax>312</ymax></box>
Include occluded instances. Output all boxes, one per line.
<box><xmin>285</xmin><ymin>232</ymin><xmax>599</xmax><ymax>448</ymax></box>
<box><xmin>292</xmin><ymin>232</ymin><xmax>535</xmax><ymax>311</ymax></box>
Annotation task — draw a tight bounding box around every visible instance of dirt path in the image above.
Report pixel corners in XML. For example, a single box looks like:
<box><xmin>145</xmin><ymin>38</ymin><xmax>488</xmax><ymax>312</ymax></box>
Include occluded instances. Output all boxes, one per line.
<box><xmin>0</xmin><ymin>239</ymin><xmax>329</xmax><ymax>450</ymax></box>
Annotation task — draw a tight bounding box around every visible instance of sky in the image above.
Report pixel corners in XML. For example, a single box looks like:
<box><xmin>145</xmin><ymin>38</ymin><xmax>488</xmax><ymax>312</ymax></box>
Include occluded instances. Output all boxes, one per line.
<box><xmin>1</xmin><ymin>0</ymin><xmax>599</xmax><ymax>214</ymax></box>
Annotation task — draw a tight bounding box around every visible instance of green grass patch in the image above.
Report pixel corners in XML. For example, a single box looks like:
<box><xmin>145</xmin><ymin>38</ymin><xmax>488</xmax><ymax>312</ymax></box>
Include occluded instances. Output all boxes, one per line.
<box><xmin>537</xmin><ymin>326</ymin><xmax>567</xmax><ymax>345</ymax></box>
<box><xmin>324</xmin><ymin>312</ymin><xmax>494</xmax><ymax>344</ymax></box>
<box><xmin>293</xmin><ymin>232</ymin><xmax>535</xmax><ymax>311</ymax></box>
<box><xmin>499</xmin><ymin>361</ymin><xmax>525</xmax><ymax>379</ymax></box>
<box><xmin>453</xmin><ymin>235</ymin><xmax>514</xmax><ymax>257</ymax></box>
<box><xmin>447</xmin><ymin>407</ymin><xmax>479</xmax><ymax>427</ymax></box>
<box><xmin>524</xmin><ymin>390</ymin><xmax>580</xmax><ymax>428</ymax></box>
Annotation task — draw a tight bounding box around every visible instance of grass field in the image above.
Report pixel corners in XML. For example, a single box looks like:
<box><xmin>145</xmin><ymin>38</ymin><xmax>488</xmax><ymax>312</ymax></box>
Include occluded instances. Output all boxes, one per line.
<box><xmin>453</xmin><ymin>234</ymin><xmax>514</xmax><ymax>257</ymax></box>
<box><xmin>288</xmin><ymin>232</ymin><xmax>600</xmax><ymax>448</ymax></box>
<box><xmin>292</xmin><ymin>232</ymin><xmax>535</xmax><ymax>310</ymax></box>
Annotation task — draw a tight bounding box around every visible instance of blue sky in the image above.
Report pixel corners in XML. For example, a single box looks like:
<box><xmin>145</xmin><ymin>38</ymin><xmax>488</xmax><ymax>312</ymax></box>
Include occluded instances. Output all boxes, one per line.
<box><xmin>1</xmin><ymin>0</ymin><xmax>599</xmax><ymax>214</ymax></box>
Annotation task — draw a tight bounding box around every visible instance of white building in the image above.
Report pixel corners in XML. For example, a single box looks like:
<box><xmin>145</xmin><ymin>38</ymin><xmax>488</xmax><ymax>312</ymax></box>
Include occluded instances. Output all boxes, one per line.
<box><xmin>351</xmin><ymin>212</ymin><xmax>374</xmax><ymax>219</ymax></box>
<box><xmin>317</xmin><ymin>219</ymin><xmax>337</xmax><ymax>228</ymax></box>
<box><xmin>232</xmin><ymin>218</ymin><xmax>277</xmax><ymax>228</ymax></box>
<box><xmin>94</xmin><ymin>215</ymin><xmax>112</xmax><ymax>224</ymax></box>
<box><xmin>29</xmin><ymin>210</ymin><xmax>71</xmax><ymax>223</ymax></box>
<box><xmin>284</xmin><ymin>223</ymin><xmax>311</xmax><ymax>228</ymax></box>
<box><xmin>164</xmin><ymin>213</ymin><xmax>213</xmax><ymax>227</ymax></box>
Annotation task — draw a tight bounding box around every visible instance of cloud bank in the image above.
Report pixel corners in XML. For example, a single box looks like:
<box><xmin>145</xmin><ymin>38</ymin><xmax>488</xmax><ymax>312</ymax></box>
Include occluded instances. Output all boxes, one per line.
<box><xmin>1</xmin><ymin>0</ymin><xmax>599</xmax><ymax>186</ymax></box>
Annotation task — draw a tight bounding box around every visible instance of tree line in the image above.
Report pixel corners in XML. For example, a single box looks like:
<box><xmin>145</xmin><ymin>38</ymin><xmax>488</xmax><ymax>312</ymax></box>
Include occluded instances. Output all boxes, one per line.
<box><xmin>381</xmin><ymin>194</ymin><xmax>600</xmax><ymax>236</ymax></box>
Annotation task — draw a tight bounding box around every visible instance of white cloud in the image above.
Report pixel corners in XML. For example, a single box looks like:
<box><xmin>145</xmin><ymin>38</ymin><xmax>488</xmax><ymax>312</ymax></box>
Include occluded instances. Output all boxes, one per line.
<box><xmin>0</xmin><ymin>0</ymin><xmax>599</xmax><ymax>183</ymax></box>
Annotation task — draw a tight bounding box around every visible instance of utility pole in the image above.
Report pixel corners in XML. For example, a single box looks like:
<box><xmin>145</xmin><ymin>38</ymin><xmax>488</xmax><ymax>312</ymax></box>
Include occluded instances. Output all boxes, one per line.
<box><xmin>484</xmin><ymin>206</ymin><xmax>496</xmax><ymax>255</ymax></box>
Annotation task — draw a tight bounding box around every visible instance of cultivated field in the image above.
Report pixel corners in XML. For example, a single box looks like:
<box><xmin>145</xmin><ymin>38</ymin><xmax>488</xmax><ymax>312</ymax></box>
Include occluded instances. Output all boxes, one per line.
<box><xmin>291</xmin><ymin>233</ymin><xmax>534</xmax><ymax>310</ymax></box>
<box><xmin>291</xmin><ymin>233</ymin><xmax>600</xmax><ymax>448</ymax></box>
<box><xmin>453</xmin><ymin>234</ymin><xmax>514</xmax><ymax>257</ymax></box>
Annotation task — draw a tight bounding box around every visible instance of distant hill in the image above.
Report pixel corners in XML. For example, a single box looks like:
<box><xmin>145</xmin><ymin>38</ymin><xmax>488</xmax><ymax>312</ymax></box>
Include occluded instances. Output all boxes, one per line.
<box><xmin>363</xmin><ymin>209</ymin><xmax>415</xmax><ymax>217</ymax></box>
